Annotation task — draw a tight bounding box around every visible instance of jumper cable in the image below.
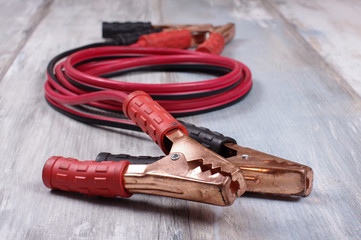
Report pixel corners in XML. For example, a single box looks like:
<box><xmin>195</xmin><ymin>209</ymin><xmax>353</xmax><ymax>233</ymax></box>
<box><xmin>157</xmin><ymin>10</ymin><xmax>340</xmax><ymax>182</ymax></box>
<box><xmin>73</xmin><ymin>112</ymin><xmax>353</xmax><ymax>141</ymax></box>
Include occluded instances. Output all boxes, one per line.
<box><xmin>43</xmin><ymin>22</ymin><xmax>313</xmax><ymax>205</ymax></box>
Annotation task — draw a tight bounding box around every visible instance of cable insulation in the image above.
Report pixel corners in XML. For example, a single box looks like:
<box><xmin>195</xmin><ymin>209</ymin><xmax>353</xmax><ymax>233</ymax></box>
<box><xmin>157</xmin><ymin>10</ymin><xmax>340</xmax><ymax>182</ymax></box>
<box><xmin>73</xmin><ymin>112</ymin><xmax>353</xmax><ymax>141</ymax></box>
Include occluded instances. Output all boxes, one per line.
<box><xmin>45</xmin><ymin>44</ymin><xmax>252</xmax><ymax>130</ymax></box>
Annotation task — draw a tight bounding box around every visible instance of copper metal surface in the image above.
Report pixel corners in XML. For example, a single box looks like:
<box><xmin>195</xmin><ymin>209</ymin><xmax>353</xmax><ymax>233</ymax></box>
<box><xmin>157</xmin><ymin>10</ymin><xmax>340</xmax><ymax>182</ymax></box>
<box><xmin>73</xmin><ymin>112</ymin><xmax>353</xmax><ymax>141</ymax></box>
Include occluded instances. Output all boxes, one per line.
<box><xmin>154</xmin><ymin>23</ymin><xmax>236</xmax><ymax>45</ymax></box>
<box><xmin>224</xmin><ymin>143</ymin><xmax>313</xmax><ymax>197</ymax></box>
<box><xmin>213</xmin><ymin>23</ymin><xmax>235</xmax><ymax>43</ymax></box>
<box><xmin>154</xmin><ymin>24</ymin><xmax>213</xmax><ymax>45</ymax></box>
<box><xmin>124</xmin><ymin>129</ymin><xmax>246</xmax><ymax>206</ymax></box>
<box><xmin>154</xmin><ymin>24</ymin><xmax>214</xmax><ymax>32</ymax></box>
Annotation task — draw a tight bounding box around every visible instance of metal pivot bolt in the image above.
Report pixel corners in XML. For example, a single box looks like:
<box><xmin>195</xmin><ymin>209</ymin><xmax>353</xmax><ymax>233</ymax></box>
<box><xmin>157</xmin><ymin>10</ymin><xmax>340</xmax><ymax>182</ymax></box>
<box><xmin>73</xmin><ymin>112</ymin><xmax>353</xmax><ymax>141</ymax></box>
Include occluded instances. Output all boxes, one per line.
<box><xmin>170</xmin><ymin>153</ymin><xmax>180</xmax><ymax>161</ymax></box>
<box><xmin>241</xmin><ymin>154</ymin><xmax>249</xmax><ymax>159</ymax></box>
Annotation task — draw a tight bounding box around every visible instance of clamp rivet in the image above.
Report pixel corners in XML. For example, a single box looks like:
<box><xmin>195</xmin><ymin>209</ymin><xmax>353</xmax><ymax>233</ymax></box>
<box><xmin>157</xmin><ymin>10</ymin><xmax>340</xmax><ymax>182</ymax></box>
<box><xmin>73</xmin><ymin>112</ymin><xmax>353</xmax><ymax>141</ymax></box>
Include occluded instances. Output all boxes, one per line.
<box><xmin>171</xmin><ymin>153</ymin><xmax>180</xmax><ymax>161</ymax></box>
<box><xmin>241</xmin><ymin>154</ymin><xmax>249</xmax><ymax>159</ymax></box>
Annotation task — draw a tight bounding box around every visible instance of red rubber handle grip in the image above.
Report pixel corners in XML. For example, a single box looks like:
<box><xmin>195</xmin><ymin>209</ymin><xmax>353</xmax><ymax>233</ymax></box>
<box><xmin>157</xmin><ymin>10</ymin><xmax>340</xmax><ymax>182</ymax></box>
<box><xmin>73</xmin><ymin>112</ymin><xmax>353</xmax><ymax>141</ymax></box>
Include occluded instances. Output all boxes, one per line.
<box><xmin>196</xmin><ymin>32</ymin><xmax>225</xmax><ymax>55</ymax></box>
<box><xmin>123</xmin><ymin>91</ymin><xmax>188</xmax><ymax>153</ymax></box>
<box><xmin>136</xmin><ymin>29</ymin><xmax>192</xmax><ymax>49</ymax></box>
<box><xmin>42</xmin><ymin>156</ymin><xmax>131</xmax><ymax>198</ymax></box>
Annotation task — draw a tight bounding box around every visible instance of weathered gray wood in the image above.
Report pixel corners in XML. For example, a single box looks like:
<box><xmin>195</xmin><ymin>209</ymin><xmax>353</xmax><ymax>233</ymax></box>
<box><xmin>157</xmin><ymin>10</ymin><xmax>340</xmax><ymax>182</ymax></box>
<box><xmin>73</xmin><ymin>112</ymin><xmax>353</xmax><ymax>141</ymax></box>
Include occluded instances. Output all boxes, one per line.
<box><xmin>0</xmin><ymin>0</ymin><xmax>360</xmax><ymax>239</ymax></box>
<box><xmin>0</xmin><ymin>0</ymin><xmax>51</xmax><ymax>80</ymax></box>
<box><xmin>270</xmin><ymin>0</ymin><xmax>361</xmax><ymax>97</ymax></box>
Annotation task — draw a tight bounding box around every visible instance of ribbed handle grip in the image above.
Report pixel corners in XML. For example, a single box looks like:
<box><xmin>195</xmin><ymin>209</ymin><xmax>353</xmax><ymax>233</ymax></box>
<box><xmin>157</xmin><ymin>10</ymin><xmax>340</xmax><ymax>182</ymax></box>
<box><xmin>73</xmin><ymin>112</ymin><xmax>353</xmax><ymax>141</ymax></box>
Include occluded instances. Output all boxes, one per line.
<box><xmin>42</xmin><ymin>156</ymin><xmax>131</xmax><ymax>198</ymax></box>
<box><xmin>179</xmin><ymin>121</ymin><xmax>236</xmax><ymax>156</ymax></box>
<box><xmin>102</xmin><ymin>21</ymin><xmax>152</xmax><ymax>38</ymax></box>
<box><xmin>112</xmin><ymin>28</ymin><xmax>162</xmax><ymax>45</ymax></box>
<box><xmin>196</xmin><ymin>32</ymin><xmax>225</xmax><ymax>55</ymax></box>
<box><xmin>123</xmin><ymin>91</ymin><xmax>188</xmax><ymax>153</ymax></box>
<box><xmin>136</xmin><ymin>29</ymin><xmax>192</xmax><ymax>49</ymax></box>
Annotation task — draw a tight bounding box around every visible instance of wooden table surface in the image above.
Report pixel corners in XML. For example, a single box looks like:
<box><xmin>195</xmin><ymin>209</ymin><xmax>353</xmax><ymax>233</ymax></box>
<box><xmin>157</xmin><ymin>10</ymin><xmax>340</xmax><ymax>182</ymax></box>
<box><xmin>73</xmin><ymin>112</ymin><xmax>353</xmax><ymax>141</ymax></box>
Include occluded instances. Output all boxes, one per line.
<box><xmin>1</xmin><ymin>0</ymin><xmax>360</xmax><ymax>239</ymax></box>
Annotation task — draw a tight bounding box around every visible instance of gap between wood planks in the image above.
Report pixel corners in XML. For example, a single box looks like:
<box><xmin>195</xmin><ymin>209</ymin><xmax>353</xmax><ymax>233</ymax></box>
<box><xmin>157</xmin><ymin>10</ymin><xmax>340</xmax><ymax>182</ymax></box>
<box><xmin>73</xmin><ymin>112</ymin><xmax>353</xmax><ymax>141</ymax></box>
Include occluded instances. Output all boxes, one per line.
<box><xmin>0</xmin><ymin>0</ymin><xmax>54</xmax><ymax>83</ymax></box>
<box><xmin>264</xmin><ymin>0</ymin><xmax>361</xmax><ymax>103</ymax></box>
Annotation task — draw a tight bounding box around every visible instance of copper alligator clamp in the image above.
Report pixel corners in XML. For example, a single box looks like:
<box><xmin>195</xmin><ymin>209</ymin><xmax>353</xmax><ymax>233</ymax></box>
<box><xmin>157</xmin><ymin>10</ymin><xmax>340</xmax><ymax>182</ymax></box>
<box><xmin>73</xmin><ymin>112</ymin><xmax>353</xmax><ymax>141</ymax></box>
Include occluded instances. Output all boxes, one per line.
<box><xmin>222</xmin><ymin>144</ymin><xmax>313</xmax><ymax>197</ymax></box>
<box><xmin>151</xmin><ymin>23</ymin><xmax>236</xmax><ymax>49</ymax></box>
<box><xmin>195</xmin><ymin>23</ymin><xmax>236</xmax><ymax>55</ymax></box>
<box><xmin>101</xmin><ymin>21</ymin><xmax>236</xmax><ymax>52</ymax></box>
<box><xmin>42</xmin><ymin>91</ymin><xmax>246</xmax><ymax>206</ymax></box>
<box><xmin>101</xmin><ymin>22</ymin><xmax>214</xmax><ymax>47</ymax></box>
<box><xmin>98</xmin><ymin>124</ymin><xmax>313</xmax><ymax>198</ymax></box>
<box><xmin>154</xmin><ymin>23</ymin><xmax>214</xmax><ymax>46</ymax></box>
<box><xmin>181</xmin><ymin>123</ymin><xmax>313</xmax><ymax>197</ymax></box>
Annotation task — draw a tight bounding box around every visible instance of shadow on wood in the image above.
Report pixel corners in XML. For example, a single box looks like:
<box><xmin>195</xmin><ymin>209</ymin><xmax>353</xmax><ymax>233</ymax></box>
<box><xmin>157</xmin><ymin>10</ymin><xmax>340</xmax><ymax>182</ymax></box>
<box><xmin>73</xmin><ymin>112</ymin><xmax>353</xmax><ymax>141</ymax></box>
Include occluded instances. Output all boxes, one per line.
<box><xmin>49</xmin><ymin>189</ymin><xmax>217</xmax><ymax>224</ymax></box>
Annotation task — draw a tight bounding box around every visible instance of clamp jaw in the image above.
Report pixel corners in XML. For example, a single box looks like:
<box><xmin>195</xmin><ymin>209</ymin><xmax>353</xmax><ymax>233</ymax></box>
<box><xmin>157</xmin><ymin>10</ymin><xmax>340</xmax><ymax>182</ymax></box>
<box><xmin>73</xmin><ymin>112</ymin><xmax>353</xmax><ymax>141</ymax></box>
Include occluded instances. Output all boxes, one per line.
<box><xmin>152</xmin><ymin>23</ymin><xmax>235</xmax><ymax>46</ymax></box>
<box><xmin>157</xmin><ymin>23</ymin><xmax>236</xmax><ymax>54</ymax></box>
<box><xmin>223</xmin><ymin>143</ymin><xmax>313</xmax><ymax>197</ymax></box>
<box><xmin>180</xmin><ymin>123</ymin><xmax>314</xmax><ymax>197</ymax></box>
<box><xmin>43</xmin><ymin>91</ymin><xmax>246</xmax><ymax>206</ymax></box>
<box><xmin>124</xmin><ymin>129</ymin><xmax>244</xmax><ymax>206</ymax></box>
<box><xmin>98</xmin><ymin>125</ymin><xmax>314</xmax><ymax>198</ymax></box>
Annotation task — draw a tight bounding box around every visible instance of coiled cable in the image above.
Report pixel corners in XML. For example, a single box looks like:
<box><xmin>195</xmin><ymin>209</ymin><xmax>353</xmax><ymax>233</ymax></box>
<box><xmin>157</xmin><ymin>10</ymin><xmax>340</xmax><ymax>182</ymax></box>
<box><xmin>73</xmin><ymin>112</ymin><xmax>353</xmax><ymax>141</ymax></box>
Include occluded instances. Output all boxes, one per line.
<box><xmin>45</xmin><ymin>43</ymin><xmax>252</xmax><ymax>131</ymax></box>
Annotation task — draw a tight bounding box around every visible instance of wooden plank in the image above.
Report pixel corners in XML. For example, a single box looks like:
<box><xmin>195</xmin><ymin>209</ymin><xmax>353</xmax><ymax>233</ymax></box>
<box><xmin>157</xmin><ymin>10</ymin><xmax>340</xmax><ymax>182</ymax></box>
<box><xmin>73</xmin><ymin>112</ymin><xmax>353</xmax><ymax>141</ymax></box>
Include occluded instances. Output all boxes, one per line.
<box><xmin>0</xmin><ymin>0</ymin><xmax>51</xmax><ymax>80</ymax></box>
<box><xmin>162</xmin><ymin>1</ymin><xmax>361</xmax><ymax>239</ymax></box>
<box><xmin>270</xmin><ymin>0</ymin><xmax>361</xmax><ymax>97</ymax></box>
<box><xmin>0</xmin><ymin>1</ymin><xmax>190</xmax><ymax>239</ymax></box>
<box><xmin>0</xmin><ymin>0</ymin><xmax>360</xmax><ymax>239</ymax></box>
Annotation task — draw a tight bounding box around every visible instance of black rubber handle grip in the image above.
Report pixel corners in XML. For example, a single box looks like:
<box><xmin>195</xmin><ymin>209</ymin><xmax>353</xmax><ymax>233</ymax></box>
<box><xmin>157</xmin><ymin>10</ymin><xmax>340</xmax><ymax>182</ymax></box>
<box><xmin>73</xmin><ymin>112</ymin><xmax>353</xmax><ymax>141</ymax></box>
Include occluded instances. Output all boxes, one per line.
<box><xmin>97</xmin><ymin>121</ymin><xmax>237</xmax><ymax>159</ymax></box>
<box><xmin>112</xmin><ymin>28</ymin><xmax>162</xmax><ymax>45</ymax></box>
<box><xmin>180</xmin><ymin>121</ymin><xmax>237</xmax><ymax>156</ymax></box>
<box><xmin>102</xmin><ymin>21</ymin><xmax>152</xmax><ymax>38</ymax></box>
<box><xmin>96</xmin><ymin>121</ymin><xmax>237</xmax><ymax>163</ymax></box>
<box><xmin>96</xmin><ymin>152</ymin><xmax>162</xmax><ymax>164</ymax></box>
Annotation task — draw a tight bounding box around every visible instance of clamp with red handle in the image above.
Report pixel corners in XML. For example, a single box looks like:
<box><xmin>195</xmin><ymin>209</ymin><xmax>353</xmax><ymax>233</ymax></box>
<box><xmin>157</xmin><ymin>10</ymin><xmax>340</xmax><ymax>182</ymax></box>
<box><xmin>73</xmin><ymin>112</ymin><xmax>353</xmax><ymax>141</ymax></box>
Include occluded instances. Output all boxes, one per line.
<box><xmin>43</xmin><ymin>21</ymin><xmax>313</xmax><ymax>205</ymax></box>
<box><xmin>102</xmin><ymin>21</ymin><xmax>235</xmax><ymax>54</ymax></box>
<box><xmin>43</xmin><ymin>91</ymin><xmax>246</xmax><ymax>206</ymax></box>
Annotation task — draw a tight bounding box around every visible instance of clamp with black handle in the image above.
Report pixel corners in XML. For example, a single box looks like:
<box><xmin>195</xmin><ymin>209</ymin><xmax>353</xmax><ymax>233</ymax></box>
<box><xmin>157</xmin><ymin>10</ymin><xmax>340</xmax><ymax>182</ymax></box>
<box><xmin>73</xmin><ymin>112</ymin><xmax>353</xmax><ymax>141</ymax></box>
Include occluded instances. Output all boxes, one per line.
<box><xmin>96</xmin><ymin>122</ymin><xmax>313</xmax><ymax>198</ymax></box>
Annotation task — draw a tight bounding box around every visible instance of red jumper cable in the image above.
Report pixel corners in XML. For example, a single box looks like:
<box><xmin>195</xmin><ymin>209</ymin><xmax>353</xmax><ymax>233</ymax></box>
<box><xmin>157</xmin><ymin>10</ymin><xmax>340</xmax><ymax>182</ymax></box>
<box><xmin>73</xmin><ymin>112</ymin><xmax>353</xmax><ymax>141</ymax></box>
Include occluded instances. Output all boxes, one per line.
<box><xmin>43</xmin><ymin>22</ymin><xmax>313</xmax><ymax>205</ymax></box>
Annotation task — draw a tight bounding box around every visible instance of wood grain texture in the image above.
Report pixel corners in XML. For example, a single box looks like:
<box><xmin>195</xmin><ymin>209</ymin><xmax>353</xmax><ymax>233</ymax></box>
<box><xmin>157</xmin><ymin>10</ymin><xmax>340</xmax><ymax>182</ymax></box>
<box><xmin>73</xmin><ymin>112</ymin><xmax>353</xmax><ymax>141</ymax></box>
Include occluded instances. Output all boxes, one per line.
<box><xmin>0</xmin><ymin>0</ymin><xmax>52</xmax><ymax>80</ymax></box>
<box><xmin>270</xmin><ymin>0</ymin><xmax>361</xmax><ymax>97</ymax></box>
<box><xmin>0</xmin><ymin>0</ymin><xmax>360</xmax><ymax>239</ymax></box>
